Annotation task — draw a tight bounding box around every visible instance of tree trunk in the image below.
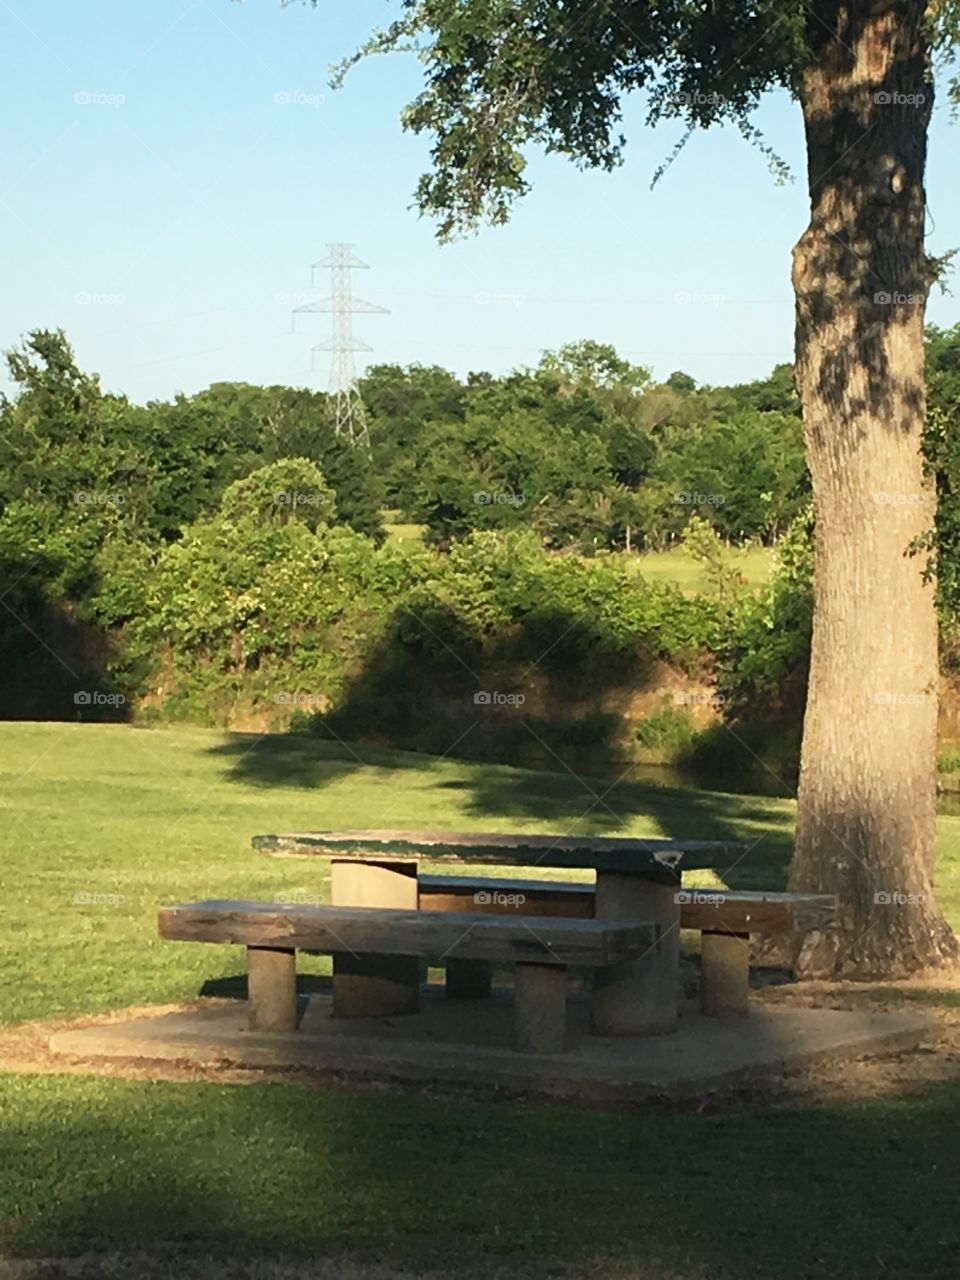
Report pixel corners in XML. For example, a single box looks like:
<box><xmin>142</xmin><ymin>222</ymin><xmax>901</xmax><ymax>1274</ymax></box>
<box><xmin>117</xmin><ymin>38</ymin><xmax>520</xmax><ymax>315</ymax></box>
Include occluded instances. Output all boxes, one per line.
<box><xmin>789</xmin><ymin>0</ymin><xmax>959</xmax><ymax>977</ymax></box>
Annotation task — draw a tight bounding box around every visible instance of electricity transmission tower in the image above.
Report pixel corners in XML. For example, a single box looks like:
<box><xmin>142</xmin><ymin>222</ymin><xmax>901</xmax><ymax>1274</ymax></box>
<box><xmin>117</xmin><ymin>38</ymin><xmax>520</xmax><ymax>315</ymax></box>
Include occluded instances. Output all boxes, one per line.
<box><xmin>292</xmin><ymin>243</ymin><xmax>389</xmax><ymax>449</ymax></box>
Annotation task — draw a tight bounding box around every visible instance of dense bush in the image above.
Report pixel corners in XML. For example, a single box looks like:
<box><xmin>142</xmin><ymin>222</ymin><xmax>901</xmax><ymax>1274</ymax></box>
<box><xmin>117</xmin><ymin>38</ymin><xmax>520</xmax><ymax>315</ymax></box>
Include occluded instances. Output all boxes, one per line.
<box><xmin>94</xmin><ymin>516</ymin><xmax>727</xmax><ymax>725</ymax></box>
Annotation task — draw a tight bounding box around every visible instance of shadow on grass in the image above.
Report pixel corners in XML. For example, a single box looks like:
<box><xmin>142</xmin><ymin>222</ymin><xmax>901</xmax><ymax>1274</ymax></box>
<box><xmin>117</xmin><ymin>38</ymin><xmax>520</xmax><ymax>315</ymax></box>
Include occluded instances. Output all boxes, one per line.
<box><xmin>3</xmin><ymin>1071</ymin><xmax>959</xmax><ymax>1277</ymax></box>
<box><xmin>199</xmin><ymin>972</ymin><xmax>333</xmax><ymax>1000</ymax></box>
<box><xmin>199</xmin><ymin>580</ymin><xmax>803</xmax><ymax>890</ymax></box>
<box><xmin>207</xmin><ymin>731</ymin><xmax>794</xmax><ymax>891</ymax></box>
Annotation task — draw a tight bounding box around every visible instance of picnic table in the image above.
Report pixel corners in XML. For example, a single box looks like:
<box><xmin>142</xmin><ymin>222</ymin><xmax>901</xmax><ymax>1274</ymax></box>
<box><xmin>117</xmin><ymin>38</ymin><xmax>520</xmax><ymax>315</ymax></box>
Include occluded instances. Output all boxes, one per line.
<box><xmin>252</xmin><ymin>829</ymin><xmax>746</xmax><ymax>1036</ymax></box>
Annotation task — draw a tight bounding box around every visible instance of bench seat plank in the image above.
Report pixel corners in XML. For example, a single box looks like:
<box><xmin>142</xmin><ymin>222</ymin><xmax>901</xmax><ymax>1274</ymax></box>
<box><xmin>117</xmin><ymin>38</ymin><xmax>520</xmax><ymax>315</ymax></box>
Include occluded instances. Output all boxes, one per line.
<box><xmin>417</xmin><ymin>875</ymin><xmax>835</xmax><ymax>936</ymax></box>
<box><xmin>677</xmin><ymin>889</ymin><xmax>835</xmax><ymax>935</ymax></box>
<box><xmin>158</xmin><ymin>900</ymin><xmax>656</xmax><ymax>968</ymax></box>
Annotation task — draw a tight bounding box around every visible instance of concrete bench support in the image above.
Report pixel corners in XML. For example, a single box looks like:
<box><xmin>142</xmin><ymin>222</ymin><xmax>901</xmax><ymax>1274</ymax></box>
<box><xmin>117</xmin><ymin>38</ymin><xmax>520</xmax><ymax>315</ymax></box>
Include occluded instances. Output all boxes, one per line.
<box><xmin>592</xmin><ymin>871</ymin><xmax>680</xmax><ymax>1037</ymax></box>
<box><xmin>331</xmin><ymin>859</ymin><xmax>421</xmax><ymax>1018</ymax></box>
<box><xmin>514</xmin><ymin>962</ymin><xmax>567</xmax><ymax>1054</ymax></box>
<box><xmin>700</xmin><ymin>931</ymin><xmax>750</xmax><ymax>1017</ymax></box>
<box><xmin>247</xmin><ymin>945</ymin><xmax>298</xmax><ymax>1032</ymax></box>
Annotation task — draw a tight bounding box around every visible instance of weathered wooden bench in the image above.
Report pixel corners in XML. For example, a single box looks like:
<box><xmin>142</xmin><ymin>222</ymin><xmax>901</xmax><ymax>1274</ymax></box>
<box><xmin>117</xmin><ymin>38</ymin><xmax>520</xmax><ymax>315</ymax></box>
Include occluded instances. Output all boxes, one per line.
<box><xmin>158</xmin><ymin>899</ymin><xmax>658</xmax><ymax>1054</ymax></box>
<box><xmin>418</xmin><ymin>875</ymin><xmax>836</xmax><ymax>1017</ymax></box>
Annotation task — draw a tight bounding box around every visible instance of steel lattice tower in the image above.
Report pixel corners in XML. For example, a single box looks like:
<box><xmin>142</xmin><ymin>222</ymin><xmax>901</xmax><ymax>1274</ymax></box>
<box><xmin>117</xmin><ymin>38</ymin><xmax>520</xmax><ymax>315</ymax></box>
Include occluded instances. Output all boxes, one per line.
<box><xmin>292</xmin><ymin>243</ymin><xmax>389</xmax><ymax>449</ymax></box>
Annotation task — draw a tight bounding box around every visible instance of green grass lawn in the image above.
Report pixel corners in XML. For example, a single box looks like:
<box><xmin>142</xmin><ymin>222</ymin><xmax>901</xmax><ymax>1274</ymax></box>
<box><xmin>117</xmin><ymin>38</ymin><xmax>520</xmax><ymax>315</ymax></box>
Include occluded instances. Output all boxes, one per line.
<box><xmin>2</xmin><ymin>721</ymin><xmax>960</xmax><ymax>1276</ymax></box>
<box><xmin>383</xmin><ymin>520</ymin><xmax>428</xmax><ymax>547</ymax></box>
<box><xmin>382</xmin><ymin>509</ymin><xmax>428</xmax><ymax>547</ymax></box>
<box><xmin>631</xmin><ymin>545</ymin><xmax>774</xmax><ymax>592</ymax></box>
<box><xmin>0</xmin><ymin>722</ymin><xmax>800</xmax><ymax>1027</ymax></box>
<box><xmin>378</xmin><ymin>517</ymin><xmax>774</xmax><ymax>593</ymax></box>
<box><xmin>4</xmin><ymin>1072</ymin><xmax>959</xmax><ymax>1276</ymax></box>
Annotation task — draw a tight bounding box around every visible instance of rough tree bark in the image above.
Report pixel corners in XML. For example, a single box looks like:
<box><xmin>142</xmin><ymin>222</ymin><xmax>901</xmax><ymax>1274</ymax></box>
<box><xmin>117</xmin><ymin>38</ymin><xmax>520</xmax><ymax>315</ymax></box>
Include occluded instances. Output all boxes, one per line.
<box><xmin>789</xmin><ymin>0</ymin><xmax>959</xmax><ymax>976</ymax></box>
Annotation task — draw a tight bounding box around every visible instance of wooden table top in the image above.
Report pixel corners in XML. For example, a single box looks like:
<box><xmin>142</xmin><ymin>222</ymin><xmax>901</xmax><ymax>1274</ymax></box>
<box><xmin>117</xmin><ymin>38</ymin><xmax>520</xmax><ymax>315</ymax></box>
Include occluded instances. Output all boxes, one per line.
<box><xmin>251</xmin><ymin>829</ymin><xmax>747</xmax><ymax>874</ymax></box>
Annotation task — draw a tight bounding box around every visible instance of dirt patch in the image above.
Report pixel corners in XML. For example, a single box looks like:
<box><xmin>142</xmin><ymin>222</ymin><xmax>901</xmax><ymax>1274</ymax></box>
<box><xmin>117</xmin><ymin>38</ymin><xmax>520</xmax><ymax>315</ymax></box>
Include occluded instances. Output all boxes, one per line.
<box><xmin>0</xmin><ymin>1254</ymin><xmax>703</xmax><ymax>1280</ymax></box>
<box><xmin>737</xmin><ymin>973</ymin><xmax>960</xmax><ymax>1108</ymax></box>
<box><xmin>2</xmin><ymin>975</ymin><xmax>959</xmax><ymax>1111</ymax></box>
<box><xmin>0</xmin><ymin>1002</ymin><xmax>333</xmax><ymax>1092</ymax></box>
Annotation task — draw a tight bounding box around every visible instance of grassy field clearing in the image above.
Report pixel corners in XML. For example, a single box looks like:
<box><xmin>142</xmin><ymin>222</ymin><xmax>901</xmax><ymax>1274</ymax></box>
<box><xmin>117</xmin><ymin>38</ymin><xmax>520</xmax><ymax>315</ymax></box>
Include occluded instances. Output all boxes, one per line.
<box><xmin>628</xmin><ymin>545</ymin><xmax>774</xmax><ymax>591</ymax></box>
<box><xmin>381</xmin><ymin>519</ymin><xmax>774</xmax><ymax>592</ymax></box>
<box><xmin>2</xmin><ymin>722</ymin><xmax>960</xmax><ymax>1276</ymax></box>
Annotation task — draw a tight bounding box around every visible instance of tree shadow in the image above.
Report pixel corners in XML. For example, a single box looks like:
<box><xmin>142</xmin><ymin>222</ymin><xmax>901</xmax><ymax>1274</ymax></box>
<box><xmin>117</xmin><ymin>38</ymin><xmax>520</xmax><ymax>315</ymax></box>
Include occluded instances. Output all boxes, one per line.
<box><xmin>316</xmin><ymin>598</ymin><xmax>663</xmax><ymax>771</ymax></box>
<box><xmin>208</xmin><ymin>730</ymin><xmax>794</xmax><ymax>891</ymax></box>
<box><xmin>5</xmin><ymin>1071</ymin><xmax>959</xmax><ymax>1276</ymax></box>
<box><xmin>0</xmin><ymin>553</ymin><xmax>130</xmax><ymax>722</ymax></box>
<box><xmin>207</xmin><ymin>598</ymin><xmax>797</xmax><ymax>889</ymax></box>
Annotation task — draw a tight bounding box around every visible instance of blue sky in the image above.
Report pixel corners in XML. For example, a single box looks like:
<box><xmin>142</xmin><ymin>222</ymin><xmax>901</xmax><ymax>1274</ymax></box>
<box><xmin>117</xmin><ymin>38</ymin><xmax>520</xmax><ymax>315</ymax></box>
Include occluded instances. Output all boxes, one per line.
<box><xmin>2</xmin><ymin>0</ymin><xmax>959</xmax><ymax>403</ymax></box>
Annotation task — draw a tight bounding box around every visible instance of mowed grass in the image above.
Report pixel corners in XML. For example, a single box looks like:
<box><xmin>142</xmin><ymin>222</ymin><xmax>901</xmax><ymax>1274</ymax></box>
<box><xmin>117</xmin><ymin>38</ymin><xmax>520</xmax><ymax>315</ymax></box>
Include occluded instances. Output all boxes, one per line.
<box><xmin>3</xmin><ymin>719</ymin><xmax>960</xmax><ymax>1024</ymax></box>
<box><xmin>631</xmin><ymin>545</ymin><xmax>774</xmax><ymax>592</ymax></box>
<box><xmin>382</xmin><ymin>509</ymin><xmax>428</xmax><ymax>547</ymax></box>
<box><xmin>379</xmin><ymin>517</ymin><xmax>774</xmax><ymax>592</ymax></box>
<box><xmin>383</xmin><ymin>519</ymin><xmax>428</xmax><ymax>547</ymax></box>
<box><xmin>3</xmin><ymin>721</ymin><xmax>960</xmax><ymax>1277</ymax></box>
<box><xmin>1</xmin><ymin>722</ymin><xmax>798</xmax><ymax>1027</ymax></box>
<box><xmin>3</xmin><ymin>1071</ymin><xmax>960</xmax><ymax>1277</ymax></box>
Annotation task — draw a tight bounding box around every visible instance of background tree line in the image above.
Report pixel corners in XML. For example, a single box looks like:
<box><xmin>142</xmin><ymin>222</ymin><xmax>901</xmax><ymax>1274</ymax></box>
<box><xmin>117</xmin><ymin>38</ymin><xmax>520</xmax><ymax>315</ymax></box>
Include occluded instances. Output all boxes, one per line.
<box><xmin>0</xmin><ymin>331</ymin><xmax>812</xmax><ymax>577</ymax></box>
<box><xmin>362</xmin><ymin>339</ymin><xmax>807</xmax><ymax>550</ymax></box>
<box><xmin>1</xmin><ymin>324</ymin><xmax>959</xmax><ymax>747</ymax></box>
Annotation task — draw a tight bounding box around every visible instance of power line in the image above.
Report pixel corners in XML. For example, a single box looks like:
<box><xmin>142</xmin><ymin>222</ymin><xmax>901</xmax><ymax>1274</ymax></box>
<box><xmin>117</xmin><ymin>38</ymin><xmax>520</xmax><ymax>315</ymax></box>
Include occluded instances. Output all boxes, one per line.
<box><xmin>291</xmin><ymin>243</ymin><xmax>389</xmax><ymax>450</ymax></box>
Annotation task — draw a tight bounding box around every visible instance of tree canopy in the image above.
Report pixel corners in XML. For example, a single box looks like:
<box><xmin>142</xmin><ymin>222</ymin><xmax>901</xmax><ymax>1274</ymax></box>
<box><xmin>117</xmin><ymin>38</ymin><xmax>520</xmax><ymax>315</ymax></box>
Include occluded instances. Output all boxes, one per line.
<box><xmin>315</xmin><ymin>0</ymin><xmax>960</xmax><ymax>239</ymax></box>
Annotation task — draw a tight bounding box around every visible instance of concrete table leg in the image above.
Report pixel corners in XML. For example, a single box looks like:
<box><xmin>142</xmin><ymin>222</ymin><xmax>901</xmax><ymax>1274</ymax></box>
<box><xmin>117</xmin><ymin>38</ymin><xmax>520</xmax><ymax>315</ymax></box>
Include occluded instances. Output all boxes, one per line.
<box><xmin>331</xmin><ymin>859</ymin><xmax>420</xmax><ymax>1018</ymax></box>
<box><xmin>446</xmin><ymin>958</ymin><xmax>493</xmax><ymax>999</ymax></box>
<box><xmin>591</xmin><ymin>869</ymin><xmax>680</xmax><ymax>1036</ymax></box>
<box><xmin>514</xmin><ymin>962</ymin><xmax>567</xmax><ymax>1053</ymax></box>
<box><xmin>701</xmin><ymin>931</ymin><xmax>750</xmax><ymax>1017</ymax></box>
<box><xmin>247</xmin><ymin>946</ymin><xmax>298</xmax><ymax>1032</ymax></box>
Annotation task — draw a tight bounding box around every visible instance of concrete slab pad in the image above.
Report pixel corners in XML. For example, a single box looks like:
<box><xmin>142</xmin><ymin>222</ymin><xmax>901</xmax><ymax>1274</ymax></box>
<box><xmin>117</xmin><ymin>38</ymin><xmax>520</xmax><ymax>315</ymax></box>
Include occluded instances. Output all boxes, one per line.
<box><xmin>49</xmin><ymin>986</ymin><xmax>932</xmax><ymax>1102</ymax></box>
